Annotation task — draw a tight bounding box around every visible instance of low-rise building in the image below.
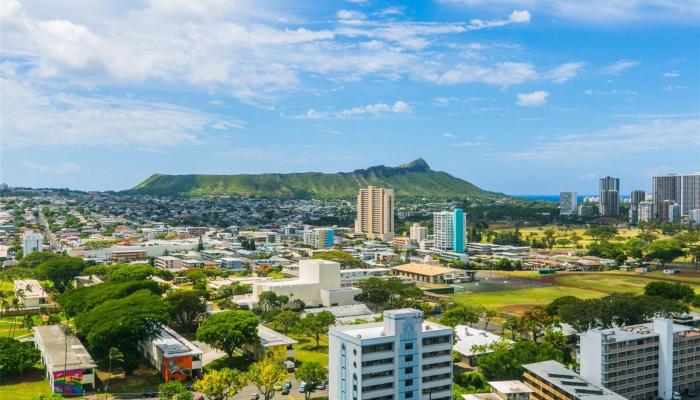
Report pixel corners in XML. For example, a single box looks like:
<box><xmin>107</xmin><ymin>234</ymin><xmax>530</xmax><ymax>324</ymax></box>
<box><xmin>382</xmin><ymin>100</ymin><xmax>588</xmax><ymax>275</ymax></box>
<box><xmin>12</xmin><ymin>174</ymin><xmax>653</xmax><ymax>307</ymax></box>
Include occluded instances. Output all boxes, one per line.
<box><xmin>522</xmin><ymin>360</ymin><xmax>625</xmax><ymax>400</ymax></box>
<box><xmin>14</xmin><ymin>279</ymin><xmax>48</xmax><ymax>307</ymax></box>
<box><xmin>155</xmin><ymin>256</ymin><xmax>185</xmax><ymax>272</ymax></box>
<box><xmin>219</xmin><ymin>257</ymin><xmax>244</xmax><ymax>271</ymax></box>
<box><xmin>73</xmin><ymin>275</ymin><xmax>103</xmax><ymax>288</ymax></box>
<box><xmin>453</xmin><ymin>325</ymin><xmax>511</xmax><ymax>367</ymax></box>
<box><xmin>23</xmin><ymin>230</ymin><xmax>43</xmax><ymax>256</ymax></box>
<box><xmin>340</xmin><ymin>267</ymin><xmax>392</xmax><ymax>287</ymax></box>
<box><xmin>463</xmin><ymin>381</ymin><xmax>533</xmax><ymax>400</ymax></box>
<box><xmin>35</xmin><ymin>325</ymin><xmax>97</xmax><ymax>396</ymax></box>
<box><xmin>111</xmin><ymin>248</ymin><xmax>148</xmax><ymax>262</ymax></box>
<box><xmin>245</xmin><ymin>324</ymin><xmax>297</xmax><ymax>362</ymax></box>
<box><xmin>391</xmin><ymin>262</ymin><xmax>468</xmax><ymax>284</ymax></box>
<box><xmin>139</xmin><ymin>326</ymin><xmax>203</xmax><ymax>382</ymax></box>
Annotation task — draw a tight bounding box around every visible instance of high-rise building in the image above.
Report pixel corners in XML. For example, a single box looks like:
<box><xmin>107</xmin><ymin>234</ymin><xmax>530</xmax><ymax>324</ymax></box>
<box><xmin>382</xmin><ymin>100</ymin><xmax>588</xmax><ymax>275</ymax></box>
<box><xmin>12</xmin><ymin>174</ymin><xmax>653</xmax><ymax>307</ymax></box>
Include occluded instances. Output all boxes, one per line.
<box><xmin>302</xmin><ymin>227</ymin><xmax>334</xmax><ymax>249</ymax></box>
<box><xmin>638</xmin><ymin>201</ymin><xmax>654</xmax><ymax>223</ymax></box>
<box><xmin>630</xmin><ymin>190</ymin><xmax>646</xmax><ymax>206</ymax></box>
<box><xmin>559</xmin><ymin>191</ymin><xmax>578</xmax><ymax>216</ymax></box>
<box><xmin>669</xmin><ymin>203</ymin><xmax>681</xmax><ymax>222</ymax></box>
<box><xmin>22</xmin><ymin>231</ymin><xmax>43</xmax><ymax>256</ymax></box>
<box><xmin>653</xmin><ymin>173</ymin><xmax>700</xmax><ymax>219</ymax></box>
<box><xmin>659</xmin><ymin>200</ymin><xmax>675</xmax><ymax>222</ymax></box>
<box><xmin>409</xmin><ymin>223</ymin><xmax>428</xmax><ymax>242</ymax></box>
<box><xmin>578</xmin><ymin>203</ymin><xmax>597</xmax><ymax>217</ymax></box>
<box><xmin>599</xmin><ymin>176</ymin><xmax>620</xmax><ymax>217</ymax></box>
<box><xmin>433</xmin><ymin>208</ymin><xmax>466</xmax><ymax>253</ymax></box>
<box><xmin>328</xmin><ymin>308</ymin><xmax>453</xmax><ymax>400</ymax></box>
<box><xmin>354</xmin><ymin>186</ymin><xmax>395</xmax><ymax>241</ymax></box>
<box><xmin>628</xmin><ymin>206</ymin><xmax>638</xmax><ymax>224</ymax></box>
<box><xmin>522</xmin><ymin>360</ymin><xmax>625</xmax><ymax>400</ymax></box>
<box><xmin>579</xmin><ymin>318</ymin><xmax>700</xmax><ymax>400</ymax></box>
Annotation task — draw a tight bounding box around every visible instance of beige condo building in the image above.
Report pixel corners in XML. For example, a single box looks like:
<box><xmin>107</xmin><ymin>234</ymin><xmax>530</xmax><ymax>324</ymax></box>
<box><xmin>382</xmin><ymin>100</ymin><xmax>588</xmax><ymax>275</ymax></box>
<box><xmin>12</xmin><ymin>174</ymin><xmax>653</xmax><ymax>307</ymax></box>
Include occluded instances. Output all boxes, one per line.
<box><xmin>354</xmin><ymin>186</ymin><xmax>395</xmax><ymax>241</ymax></box>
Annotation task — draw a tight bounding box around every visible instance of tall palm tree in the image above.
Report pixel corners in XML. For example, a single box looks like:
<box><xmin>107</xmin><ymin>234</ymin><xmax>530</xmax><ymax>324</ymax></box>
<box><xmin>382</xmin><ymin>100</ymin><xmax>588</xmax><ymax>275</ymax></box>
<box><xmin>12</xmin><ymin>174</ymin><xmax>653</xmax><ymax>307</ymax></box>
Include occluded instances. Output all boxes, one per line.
<box><xmin>105</xmin><ymin>347</ymin><xmax>124</xmax><ymax>398</ymax></box>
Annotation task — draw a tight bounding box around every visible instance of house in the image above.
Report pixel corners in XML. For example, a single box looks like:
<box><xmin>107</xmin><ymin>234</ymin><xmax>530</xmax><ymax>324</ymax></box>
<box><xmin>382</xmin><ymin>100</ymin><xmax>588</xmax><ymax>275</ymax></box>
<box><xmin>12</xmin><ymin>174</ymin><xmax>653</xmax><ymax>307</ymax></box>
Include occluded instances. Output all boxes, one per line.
<box><xmin>111</xmin><ymin>248</ymin><xmax>148</xmax><ymax>262</ymax></box>
<box><xmin>139</xmin><ymin>326</ymin><xmax>203</xmax><ymax>381</ymax></box>
<box><xmin>244</xmin><ymin>325</ymin><xmax>297</xmax><ymax>362</ymax></box>
<box><xmin>453</xmin><ymin>325</ymin><xmax>512</xmax><ymax>366</ymax></box>
<box><xmin>73</xmin><ymin>275</ymin><xmax>103</xmax><ymax>288</ymax></box>
<box><xmin>14</xmin><ymin>279</ymin><xmax>48</xmax><ymax>307</ymax></box>
<box><xmin>35</xmin><ymin>325</ymin><xmax>97</xmax><ymax>396</ymax></box>
<box><xmin>219</xmin><ymin>257</ymin><xmax>245</xmax><ymax>271</ymax></box>
<box><xmin>391</xmin><ymin>262</ymin><xmax>468</xmax><ymax>284</ymax></box>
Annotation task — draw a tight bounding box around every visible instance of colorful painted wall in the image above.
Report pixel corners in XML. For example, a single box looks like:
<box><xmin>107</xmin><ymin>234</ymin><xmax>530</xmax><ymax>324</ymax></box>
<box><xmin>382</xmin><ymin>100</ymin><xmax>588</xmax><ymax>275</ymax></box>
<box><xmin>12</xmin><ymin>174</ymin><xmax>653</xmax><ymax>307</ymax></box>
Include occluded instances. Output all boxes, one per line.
<box><xmin>163</xmin><ymin>356</ymin><xmax>193</xmax><ymax>381</ymax></box>
<box><xmin>53</xmin><ymin>369</ymin><xmax>84</xmax><ymax>396</ymax></box>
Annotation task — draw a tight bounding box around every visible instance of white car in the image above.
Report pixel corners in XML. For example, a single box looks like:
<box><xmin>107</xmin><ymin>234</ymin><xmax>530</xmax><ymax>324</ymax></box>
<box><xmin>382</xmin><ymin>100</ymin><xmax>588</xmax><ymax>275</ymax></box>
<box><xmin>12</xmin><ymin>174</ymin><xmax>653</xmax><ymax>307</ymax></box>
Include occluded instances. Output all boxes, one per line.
<box><xmin>672</xmin><ymin>392</ymin><xmax>682</xmax><ymax>400</ymax></box>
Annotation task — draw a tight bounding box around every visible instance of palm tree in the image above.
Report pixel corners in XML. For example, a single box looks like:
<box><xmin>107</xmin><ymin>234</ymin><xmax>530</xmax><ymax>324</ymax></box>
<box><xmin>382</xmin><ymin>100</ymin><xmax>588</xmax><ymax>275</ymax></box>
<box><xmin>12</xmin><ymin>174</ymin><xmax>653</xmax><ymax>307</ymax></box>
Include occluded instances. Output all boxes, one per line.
<box><xmin>63</xmin><ymin>325</ymin><xmax>75</xmax><ymax>394</ymax></box>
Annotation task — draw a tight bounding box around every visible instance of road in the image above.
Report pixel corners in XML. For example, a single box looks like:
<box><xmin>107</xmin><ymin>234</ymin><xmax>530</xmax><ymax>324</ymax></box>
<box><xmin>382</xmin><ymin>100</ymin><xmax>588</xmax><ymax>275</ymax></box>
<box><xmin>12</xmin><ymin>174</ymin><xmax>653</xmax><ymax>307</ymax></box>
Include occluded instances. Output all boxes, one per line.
<box><xmin>234</xmin><ymin>376</ymin><xmax>328</xmax><ymax>399</ymax></box>
<box><xmin>38</xmin><ymin>210</ymin><xmax>61</xmax><ymax>251</ymax></box>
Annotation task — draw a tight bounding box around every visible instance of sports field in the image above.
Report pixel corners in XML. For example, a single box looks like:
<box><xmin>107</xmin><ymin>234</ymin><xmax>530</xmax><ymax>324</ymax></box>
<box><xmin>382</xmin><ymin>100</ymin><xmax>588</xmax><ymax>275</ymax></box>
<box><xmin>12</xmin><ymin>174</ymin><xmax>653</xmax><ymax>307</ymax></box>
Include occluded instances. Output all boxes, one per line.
<box><xmin>451</xmin><ymin>270</ymin><xmax>700</xmax><ymax>315</ymax></box>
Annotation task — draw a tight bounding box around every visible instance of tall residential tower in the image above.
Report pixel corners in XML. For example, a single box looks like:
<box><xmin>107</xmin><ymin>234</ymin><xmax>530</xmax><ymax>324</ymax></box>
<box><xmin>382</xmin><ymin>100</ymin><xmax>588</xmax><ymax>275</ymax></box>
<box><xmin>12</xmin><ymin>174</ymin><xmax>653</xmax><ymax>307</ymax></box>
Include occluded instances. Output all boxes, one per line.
<box><xmin>433</xmin><ymin>208</ymin><xmax>466</xmax><ymax>253</ymax></box>
<box><xmin>652</xmin><ymin>173</ymin><xmax>700</xmax><ymax>220</ymax></box>
<box><xmin>599</xmin><ymin>176</ymin><xmax>620</xmax><ymax>217</ymax></box>
<box><xmin>354</xmin><ymin>186</ymin><xmax>395</xmax><ymax>241</ymax></box>
<box><xmin>559</xmin><ymin>191</ymin><xmax>578</xmax><ymax>216</ymax></box>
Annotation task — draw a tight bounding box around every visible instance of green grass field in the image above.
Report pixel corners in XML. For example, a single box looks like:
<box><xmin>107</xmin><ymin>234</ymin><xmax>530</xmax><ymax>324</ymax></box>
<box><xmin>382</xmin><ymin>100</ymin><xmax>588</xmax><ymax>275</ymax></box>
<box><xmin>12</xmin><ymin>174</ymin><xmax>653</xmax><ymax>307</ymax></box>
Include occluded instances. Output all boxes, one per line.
<box><xmin>453</xmin><ymin>285</ymin><xmax>604</xmax><ymax>314</ymax></box>
<box><xmin>0</xmin><ymin>367</ymin><xmax>52</xmax><ymax>400</ymax></box>
<box><xmin>555</xmin><ymin>274</ymin><xmax>700</xmax><ymax>294</ymax></box>
<box><xmin>291</xmin><ymin>334</ymin><xmax>330</xmax><ymax>367</ymax></box>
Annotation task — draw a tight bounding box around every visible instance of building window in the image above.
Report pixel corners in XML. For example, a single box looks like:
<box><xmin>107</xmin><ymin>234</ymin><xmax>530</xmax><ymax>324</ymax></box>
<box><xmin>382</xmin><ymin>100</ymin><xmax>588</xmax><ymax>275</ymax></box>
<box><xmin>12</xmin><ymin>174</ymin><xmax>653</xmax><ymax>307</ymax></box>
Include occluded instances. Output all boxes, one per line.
<box><xmin>405</xmin><ymin>355</ymin><xmax>413</xmax><ymax>362</ymax></box>
<box><xmin>405</xmin><ymin>343</ymin><xmax>413</xmax><ymax>350</ymax></box>
<box><xmin>405</xmin><ymin>379</ymin><xmax>413</xmax><ymax>386</ymax></box>
<box><xmin>405</xmin><ymin>367</ymin><xmax>413</xmax><ymax>374</ymax></box>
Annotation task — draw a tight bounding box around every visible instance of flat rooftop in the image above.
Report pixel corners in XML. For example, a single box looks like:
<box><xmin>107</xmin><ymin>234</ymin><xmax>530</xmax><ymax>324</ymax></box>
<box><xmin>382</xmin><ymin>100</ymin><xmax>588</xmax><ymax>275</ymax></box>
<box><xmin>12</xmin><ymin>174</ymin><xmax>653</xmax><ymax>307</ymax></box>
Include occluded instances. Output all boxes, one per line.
<box><xmin>488</xmin><ymin>380</ymin><xmax>533</xmax><ymax>394</ymax></box>
<box><xmin>35</xmin><ymin>325</ymin><xmax>97</xmax><ymax>370</ymax></box>
<box><xmin>453</xmin><ymin>325</ymin><xmax>511</xmax><ymax>357</ymax></box>
<box><xmin>332</xmin><ymin>319</ymin><xmax>450</xmax><ymax>340</ymax></box>
<box><xmin>391</xmin><ymin>263</ymin><xmax>458</xmax><ymax>277</ymax></box>
<box><xmin>523</xmin><ymin>360</ymin><xmax>626</xmax><ymax>400</ymax></box>
<box><xmin>257</xmin><ymin>325</ymin><xmax>297</xmax><ymax>348</ymax></box>
<box><xmin>586</xmin><ymin>320</ymin><xmax>696</xmax><ymax>341</ymax></box>
<box><xmin>151</xmin><ymin>326</ymin><xmax>202</xmax><ymax>358</ymax></box>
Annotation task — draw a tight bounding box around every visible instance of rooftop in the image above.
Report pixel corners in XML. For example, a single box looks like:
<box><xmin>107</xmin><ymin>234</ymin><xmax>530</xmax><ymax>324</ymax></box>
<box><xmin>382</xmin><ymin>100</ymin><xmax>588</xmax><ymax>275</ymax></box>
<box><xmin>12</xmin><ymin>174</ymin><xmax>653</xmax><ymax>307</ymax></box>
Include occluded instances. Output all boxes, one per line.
<box><xmin>14</xmin><ymin>279</ymin><xmax>47</xmax><ymax>298</ymax></box>
<box><xmin>331</xmin><ymin>309</ymin><xmax>450</xmax><ymax>340</ymax></box>
<box><xmin>488</xmin><ymin>380</ymin><xmax>533</xmax><ymax>394</ymax></box>
<box><xmin>257</xmin><ymin>325</ymin><xmax>298</xmax><ymax>348</ymax></box>
<box><xmin>151</xmin><ymin>326</ymin><xmax>202</xmax><ymax>358</ymax></box>
<box><xmin>584</xmin><ymin>319</ymin><xmax>696</xmax><ymax>341</ymax></box>
<box><xmin>453</xmin><ymin>325</ymin><xmax>511</xmax><ymax>357</ymax></box>
<box><xmin>391</xmin><ymin>263</ymin><xmax>458</xmax><ymax>277</ymax></box>
<box><xmin>523</xmin><ymin>360</ymin><xmax>626</xmax><ymax>400</ymax></box>
<box><xmin>34</xmin><ymin>325</ymin><xmax>97</xmax><ymax>370</ymax></box>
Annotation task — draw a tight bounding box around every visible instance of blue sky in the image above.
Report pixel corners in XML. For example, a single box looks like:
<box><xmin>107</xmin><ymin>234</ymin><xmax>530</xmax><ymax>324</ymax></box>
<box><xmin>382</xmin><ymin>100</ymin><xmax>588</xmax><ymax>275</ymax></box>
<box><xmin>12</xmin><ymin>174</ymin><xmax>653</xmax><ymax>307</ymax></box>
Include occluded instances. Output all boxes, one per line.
<box><xmin>1</xmin><ymin>0</ymin><xmax>699</xmax><ymax>195</ymax></box>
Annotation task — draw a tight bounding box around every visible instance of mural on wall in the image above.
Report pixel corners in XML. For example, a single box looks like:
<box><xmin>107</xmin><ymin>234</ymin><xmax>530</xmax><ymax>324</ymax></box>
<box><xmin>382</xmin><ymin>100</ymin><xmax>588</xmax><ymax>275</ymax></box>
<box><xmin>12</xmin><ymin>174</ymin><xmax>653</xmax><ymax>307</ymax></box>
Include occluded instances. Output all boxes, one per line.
<box><xmin>163</xmin><ymin>356</ymin><xmax>193</xmax><ymax>381</ymax></box>
<box><xmin>53</xmin><ymin>369</ymin><xmax>84</xmax><ymax>396</ymax></box>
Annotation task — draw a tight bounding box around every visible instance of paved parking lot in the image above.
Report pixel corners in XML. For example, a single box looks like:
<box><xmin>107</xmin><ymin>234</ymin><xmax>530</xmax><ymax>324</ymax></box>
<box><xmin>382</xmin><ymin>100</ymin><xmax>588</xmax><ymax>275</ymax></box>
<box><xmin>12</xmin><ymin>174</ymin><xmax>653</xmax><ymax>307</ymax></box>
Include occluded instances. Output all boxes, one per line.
<box><xmin>234</xmin><ymin>376</ymin><xmax>328</xmax><ymax>399</ymax></box>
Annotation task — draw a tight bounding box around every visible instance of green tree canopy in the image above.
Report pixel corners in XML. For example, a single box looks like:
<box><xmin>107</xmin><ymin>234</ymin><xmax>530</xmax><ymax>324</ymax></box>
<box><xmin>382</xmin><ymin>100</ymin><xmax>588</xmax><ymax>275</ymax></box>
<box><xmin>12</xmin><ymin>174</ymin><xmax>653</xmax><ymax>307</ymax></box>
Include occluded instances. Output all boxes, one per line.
<box><xmin>295</xmin><ymin>361</ymin><xmax>327</xmax><ymax>400</ymax></box>
<box><xmin>108</xmin><ymin>263</ymin><xmax>155</xmax><ymax>282</ymax></box>
<box><xmin>644</xmin><ymin>281</ymin><xmax>695</xmax><ymax>303</ymax></box>
<box><xmin>34</xmin><ymin>256</ymin><xmax>85</xmax><ymax>293</ymax></box>
<box><xmin>0</xmin><ymin>337</ymin><xmax>41</xmax><ymax>374</ymax></box>
<box><xmin>354</xmin><ymin>277</ymin><xmax>423</xmax><ymax>311</ymax></box>
<box><xmin>475</xmin><ymin>340</ymin><xmax>564</xmax><ymax>380</ymax></box>
<box><xmin>75</xmin><ymin>290</ymin><xmax>172</xmax><ymax>374</ymax></box>
<box><xmin>166</xmin><ymin>290</ymin><xmax>208</xmax><ymax>332</ymax></box>
<box><xmin>300</xmin><ymin>311</ymin><xmax>335</xmax><ymax>349</ymax></box>
<box><xmin>196</xmin><ymin>310</ymin><xmax>259</xmax><ymax>358</ymax></box>
<box><xmin>18</xmin><ymin>252</ymin><xmax>60</xmax><ymax>269</ymax></box>
<box><xmin>57</xmin><ymin>279</ymin><xmax>165</xmax><ymax>317</ymax></box>
<box><xmin>440</xmin><ymin>305</ymin><xmax>479</xmax><ymax>328</ymax></box>
<box><xmin>194</xmin><ymin>368</ymin><xmax>245</xmax><ymax>400</ymax></box>
<box><xmin>246</xmin><ymin>359</ymin><xmax>287</xmax><ymax>400</ymax></box>
<box><xmin>644</xmin><ymin>239</ymin><xmax>685</xmax><ymax>267</ymax></box>
<box><xmin>312</xmin><ymin>250</ymin><xmax>361</xmax><ymax>267</ymax></box>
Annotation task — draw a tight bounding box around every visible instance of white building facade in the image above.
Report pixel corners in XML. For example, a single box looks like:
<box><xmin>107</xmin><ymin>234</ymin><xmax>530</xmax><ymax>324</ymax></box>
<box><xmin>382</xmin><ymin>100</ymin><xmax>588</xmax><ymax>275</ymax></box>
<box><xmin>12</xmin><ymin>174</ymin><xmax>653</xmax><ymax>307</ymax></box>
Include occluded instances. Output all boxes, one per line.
<box><xmin>23</xmin><ymin>231</ymin><xmax>43</xmax><ymax>256</ymax></box>
<box><xmin>559</xmin><ymin>191</ymin><xmax>578</xmax><ymax>216</ymax></box>
<box><xmin>329</xmin><ymin>308</ymin><xmax>453</xmax><ymax>400</ymax></box>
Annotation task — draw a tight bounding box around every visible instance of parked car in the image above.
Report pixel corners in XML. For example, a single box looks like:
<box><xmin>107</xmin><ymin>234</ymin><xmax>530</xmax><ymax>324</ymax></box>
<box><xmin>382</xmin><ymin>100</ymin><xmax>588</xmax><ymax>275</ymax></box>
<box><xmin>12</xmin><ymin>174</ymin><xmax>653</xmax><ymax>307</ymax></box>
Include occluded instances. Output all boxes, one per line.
<box><xmin>299</xmin><ymin>381</ymin><xmax>307</xmax><ymax>392</ymax></box>
<box><xmin>250</xmin><ymin>394</ymin><xmax>260</xmax><ymax>400</ymax></box>
<box><xmin>317</xmin><ymin>383</ymin><xmax>326</xmax><ymax>390</ymax></box>
<box><xmin>283</xmin><ymin>381</ymin><xmax>292</xmax><ymax>389</ymax></box>
<box><xmin>673</xmin><ymin>392</ymin><xmax>682</xmax><ymax>400</ymax></box>
<box><xmin>281</xmin><ymin>388</ymin><xmax>290</xmax><ymax>395</ymax></box>
<box><xmin>143</xmin><ymin>391</ymin><xmax>157</xmax><ymax>398</ymax></box>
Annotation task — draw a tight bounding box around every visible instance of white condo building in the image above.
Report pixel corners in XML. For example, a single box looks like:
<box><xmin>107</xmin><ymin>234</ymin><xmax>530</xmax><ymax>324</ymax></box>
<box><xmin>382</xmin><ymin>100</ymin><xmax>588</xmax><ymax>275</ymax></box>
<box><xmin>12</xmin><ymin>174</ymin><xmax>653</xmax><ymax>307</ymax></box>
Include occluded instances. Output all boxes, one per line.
<box><xmin>409</xmin><ymin>223</ymin><xmax>428</xmax><ymax>242</ymax></box>
<box><xmin>579</xmin><ymin>318</ymin><xmax>700</xmax><ymax>400</ymax></box>
<box><xmin>329</xmin><ymin>308</ymin><xmax>453</xmax><ymax>400</ymax></box>
<box><xmin>23</xmin><ymin>230</ymin><xmax>43</xmax><ymax>256</ymax></box>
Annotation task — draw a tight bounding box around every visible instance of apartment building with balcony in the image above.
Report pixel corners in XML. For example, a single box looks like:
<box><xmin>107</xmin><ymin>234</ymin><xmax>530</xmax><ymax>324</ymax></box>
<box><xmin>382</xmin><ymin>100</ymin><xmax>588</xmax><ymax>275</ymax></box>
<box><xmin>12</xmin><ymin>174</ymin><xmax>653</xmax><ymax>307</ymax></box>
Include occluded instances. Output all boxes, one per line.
<box><xmin>522</xmin><ymin>360</ymin><xmax>625</xmax><ymax>400</ymax></box>
<box><xmin>579</xmin><ymin>318</ymin><xmax>700</xmax><ymax>400</ymax></box>
<box><xmin>329</xmin><ymin>308</ymin><xmax>453</xmax><ymax>400</ymax></box>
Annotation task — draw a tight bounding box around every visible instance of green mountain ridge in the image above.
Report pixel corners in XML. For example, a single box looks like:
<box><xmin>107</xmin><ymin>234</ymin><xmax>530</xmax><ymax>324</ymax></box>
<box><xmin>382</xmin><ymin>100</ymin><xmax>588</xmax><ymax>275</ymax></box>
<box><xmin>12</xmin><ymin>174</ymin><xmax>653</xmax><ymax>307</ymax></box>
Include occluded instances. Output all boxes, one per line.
<box><xmin>128</xmin><ymin>158</ymin><xmax>505</xmax><ymax>199</ymax></box>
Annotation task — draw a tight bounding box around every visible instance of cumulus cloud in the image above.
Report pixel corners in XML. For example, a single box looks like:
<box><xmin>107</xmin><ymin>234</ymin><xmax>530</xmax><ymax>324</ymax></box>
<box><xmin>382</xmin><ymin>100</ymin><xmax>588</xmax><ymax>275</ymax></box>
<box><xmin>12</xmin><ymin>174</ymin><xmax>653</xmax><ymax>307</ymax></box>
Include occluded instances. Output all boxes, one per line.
<box><xmin>516</xmin><ymin>91</ymin><xmax>549</xmax><ymax>106</ymax></box>
<box><xmin>295</xmin><ymin>101</ymin><xmax>412</xmax><ymax>120</ymax></box>
<box><xmin>601</xmin><ymin>59</ymin><xmax>640</xmax><ymax>75</ymax></box>
<box><xmin>337</xmin><ymin>9</ymin><xmax>366</xmax><ymax>20</ymax></box>
<box><xmin>663</xmin><ymin>71</ymin><xmax>680</xmax><ymax>77</ymax></box>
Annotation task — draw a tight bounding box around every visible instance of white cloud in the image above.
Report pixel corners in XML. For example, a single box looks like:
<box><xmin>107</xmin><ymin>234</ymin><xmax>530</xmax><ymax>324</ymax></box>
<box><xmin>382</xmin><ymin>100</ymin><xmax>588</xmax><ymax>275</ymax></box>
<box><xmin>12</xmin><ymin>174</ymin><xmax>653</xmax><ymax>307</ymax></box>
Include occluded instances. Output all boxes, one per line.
<box><xmin>516</xmin><ymin>91</ymin><xmax>549</xmax><ymax>106</ymax></box>
<box><xmin>337</xmin><ymin>9</ymin><xmax>366</xmax><ymax>20</ymax></box>
<box><xmin>295</xmin><ymin>100</ymin><xmax>412</xmax><ymax>120</ymax></box>
<box><xmin>1</xmin><ymin>76</ymin><xmax>239</xmax><ymax>148</ymax></box>
<box><xmin>601</xmin><ymin>59</ymin><xmax>640</xmax><ymax>75</ymax></box>
<box><xmin>374</xmin><ymin>7</ymin><xmax>405</xmax><ymax>17</ymax></box>
<box><xmin>467</xmin><ymin>9</ymin><xmax>531</xmax><ymax>30</ymax></box>
<box><xmin>437</xmin><ymin>62</ymin><xmax>536</xmax><ymax>87</ymax></box>
<box><xmin>443</xmin><ymin>132</ymin><xmax>457</xmax><ymax>138</ymax></box>
<box><xmin>436</xmin><ymin>0</ymin><xmax>700</xmax><ymax>23</ymax></box>
<box><xmin>23</xmin><ymin>161</ymin><xmax>80</xmax><ymax>175</ymax></box>
<box><xmin>663</xmin><ymin>71</ymin><xmax>680</xmax><ymax>77</ymax></box>
<box><xmin>546</xmin><ymin>62</ymin><xmax>584</xmax><ymax>83</ymax></box>
<box><xmin>509</xmin><ymin>117</ymin><xmax>700</xmax><ymax>160</ymax></box>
